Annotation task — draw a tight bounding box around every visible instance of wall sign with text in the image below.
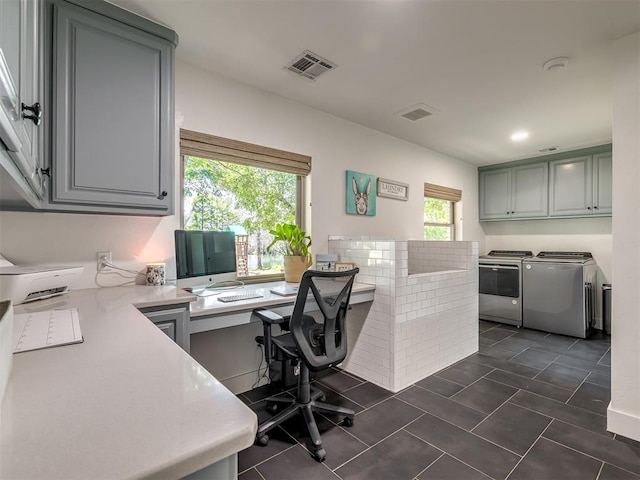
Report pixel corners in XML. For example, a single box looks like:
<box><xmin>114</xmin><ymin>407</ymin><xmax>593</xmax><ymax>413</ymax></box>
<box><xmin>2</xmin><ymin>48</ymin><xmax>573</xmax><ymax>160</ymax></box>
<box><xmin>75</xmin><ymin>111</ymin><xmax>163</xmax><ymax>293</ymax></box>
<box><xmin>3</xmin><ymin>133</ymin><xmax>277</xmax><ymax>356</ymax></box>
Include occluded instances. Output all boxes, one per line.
<box><xmin>377</xmin><ymin>178</ymin><xmax>409</xmax><ymax>201</ymax></box>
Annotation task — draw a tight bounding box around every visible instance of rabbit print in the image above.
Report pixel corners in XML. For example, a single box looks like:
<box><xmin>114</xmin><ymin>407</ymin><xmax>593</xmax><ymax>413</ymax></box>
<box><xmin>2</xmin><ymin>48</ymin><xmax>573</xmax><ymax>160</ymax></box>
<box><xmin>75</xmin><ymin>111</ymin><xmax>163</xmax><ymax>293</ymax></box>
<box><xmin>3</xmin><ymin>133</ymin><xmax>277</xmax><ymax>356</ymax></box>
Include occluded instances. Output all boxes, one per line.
<box><xmin>345</xmin><ymin>170</ymin><xmax>376</xmax><ymax>216</ymax></box>
<box><xmin>352</xmin><ymin>177</ymin><xmax>371</xmax><ymax>215</ymax></box>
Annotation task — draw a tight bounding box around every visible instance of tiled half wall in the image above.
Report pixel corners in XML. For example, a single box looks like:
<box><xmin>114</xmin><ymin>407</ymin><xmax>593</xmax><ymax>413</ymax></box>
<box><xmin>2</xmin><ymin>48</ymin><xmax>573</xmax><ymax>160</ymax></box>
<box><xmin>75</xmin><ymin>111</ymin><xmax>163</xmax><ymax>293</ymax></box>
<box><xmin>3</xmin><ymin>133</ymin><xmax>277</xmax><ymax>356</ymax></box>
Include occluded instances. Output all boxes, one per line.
<box><xmin>328</xmin><ymin>237</ymin><xmax>479</xmax><ymax>392</ymax></box>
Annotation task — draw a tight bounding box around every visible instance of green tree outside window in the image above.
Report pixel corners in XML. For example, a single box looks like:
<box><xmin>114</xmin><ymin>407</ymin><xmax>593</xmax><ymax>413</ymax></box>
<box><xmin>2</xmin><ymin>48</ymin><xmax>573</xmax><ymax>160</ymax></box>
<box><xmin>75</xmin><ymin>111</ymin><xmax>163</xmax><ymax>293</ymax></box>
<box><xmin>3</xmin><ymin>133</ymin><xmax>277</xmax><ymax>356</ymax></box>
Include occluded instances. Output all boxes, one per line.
<box><xmin>183</xmin><ymin>156</ymin><xmax>299</xmax><ymax>277</ymax></box>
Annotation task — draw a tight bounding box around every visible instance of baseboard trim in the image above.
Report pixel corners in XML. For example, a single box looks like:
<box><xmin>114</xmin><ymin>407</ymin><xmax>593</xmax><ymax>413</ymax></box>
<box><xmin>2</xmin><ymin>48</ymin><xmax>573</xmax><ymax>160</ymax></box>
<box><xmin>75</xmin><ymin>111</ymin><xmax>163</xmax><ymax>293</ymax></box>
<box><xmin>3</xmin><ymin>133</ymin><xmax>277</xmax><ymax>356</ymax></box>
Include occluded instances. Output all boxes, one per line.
<box><xmin>607</xmin><ymin>403</ymin><xmax>640</xmax><ymax>442</ymax></box>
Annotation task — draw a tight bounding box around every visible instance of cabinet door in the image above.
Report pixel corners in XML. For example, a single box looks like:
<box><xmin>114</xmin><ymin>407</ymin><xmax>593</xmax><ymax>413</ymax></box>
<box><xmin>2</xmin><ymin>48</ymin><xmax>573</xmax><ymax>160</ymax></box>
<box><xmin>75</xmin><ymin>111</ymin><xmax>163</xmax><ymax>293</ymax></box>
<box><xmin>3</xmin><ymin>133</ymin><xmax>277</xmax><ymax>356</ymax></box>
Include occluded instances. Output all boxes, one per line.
<box><xmin>154</xmin><ymin>321</ymin><xmax>176</xmax><ymax>342</ymax></box>
<box><xmin>592</xmin><ymin>152</ymin><xmax>612</xmax><ymax>215</ymax></box>
<box><xmin>140</xmin><ymin>305</ymin><xmax>190</xmax><ymax>353</ymax></box>
<box><xmin>511</xmin><ymin>163</ymin><xmax>548</xmax><ymax>218</ymax></box>
<box><xmin>0</xmin><ymin>0</ymin><xmax>42</xmax><ymax>197</ymax></box>
<box><xmin>479</xmin><ymin>168</ymin><xmax>511</xmax><ymax>220</ymax></box>
<box><xmin>549</xmin><ymin>156</ymin><xmax>592</xmax><ymax>216</ymax></box>
<box><xmin>51</xmin><ymin>2</ymin><xmax>173</xmax><ymax>213</ymax></box>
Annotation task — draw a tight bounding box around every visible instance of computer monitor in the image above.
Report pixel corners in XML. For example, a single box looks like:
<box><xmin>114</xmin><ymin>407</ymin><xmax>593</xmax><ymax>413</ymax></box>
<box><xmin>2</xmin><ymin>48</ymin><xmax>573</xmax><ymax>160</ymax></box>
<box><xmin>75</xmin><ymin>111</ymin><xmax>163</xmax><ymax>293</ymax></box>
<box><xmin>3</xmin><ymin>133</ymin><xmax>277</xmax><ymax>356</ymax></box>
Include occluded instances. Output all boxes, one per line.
<box><xmin>174</xmin><ymin>230</ymin><xmax>238</xmax><ymax>290</ymax></box>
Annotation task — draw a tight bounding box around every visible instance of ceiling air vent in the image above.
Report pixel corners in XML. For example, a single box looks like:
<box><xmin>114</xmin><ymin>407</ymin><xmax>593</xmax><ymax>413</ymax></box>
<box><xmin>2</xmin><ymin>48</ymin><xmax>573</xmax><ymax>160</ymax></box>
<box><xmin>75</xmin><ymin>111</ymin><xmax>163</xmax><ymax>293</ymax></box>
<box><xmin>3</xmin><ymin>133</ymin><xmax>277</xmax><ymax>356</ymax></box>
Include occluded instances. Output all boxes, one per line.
<box><xmin>285</xmin><ymin>50</ymin><xmax>337</xmax><ymax>81</ymax></box>
<box><xmin>395</xmin><ymin>103</ymin><xmax>439</xmax><ymax>122</ymax></box>
<box><xmin>538</xmin><ymin>146</ymin><xmax>559</xmax><ymax>153</ymax></box>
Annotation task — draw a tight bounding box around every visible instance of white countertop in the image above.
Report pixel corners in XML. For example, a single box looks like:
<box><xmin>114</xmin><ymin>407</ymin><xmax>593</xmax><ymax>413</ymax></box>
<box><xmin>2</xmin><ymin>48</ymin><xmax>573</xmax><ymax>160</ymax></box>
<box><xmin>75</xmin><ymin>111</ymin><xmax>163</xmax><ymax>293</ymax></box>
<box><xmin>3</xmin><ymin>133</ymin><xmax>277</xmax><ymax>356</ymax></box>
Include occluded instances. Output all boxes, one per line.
<box><xmin>0</xmin><ymin>286</ymin><xmax>257</xmax><ymax>479</ymax></box>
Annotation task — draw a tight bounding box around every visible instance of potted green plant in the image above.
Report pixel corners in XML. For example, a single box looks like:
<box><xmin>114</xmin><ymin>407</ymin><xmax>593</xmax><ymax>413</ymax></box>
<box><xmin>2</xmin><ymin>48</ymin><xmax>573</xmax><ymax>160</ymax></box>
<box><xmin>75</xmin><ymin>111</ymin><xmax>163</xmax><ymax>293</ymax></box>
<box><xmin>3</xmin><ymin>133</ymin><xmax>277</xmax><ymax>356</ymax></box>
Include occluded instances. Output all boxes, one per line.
<box><xmin>267</xmin><ymin>223</ymin><xmax>312</xmax><ymax>283</ymax></box>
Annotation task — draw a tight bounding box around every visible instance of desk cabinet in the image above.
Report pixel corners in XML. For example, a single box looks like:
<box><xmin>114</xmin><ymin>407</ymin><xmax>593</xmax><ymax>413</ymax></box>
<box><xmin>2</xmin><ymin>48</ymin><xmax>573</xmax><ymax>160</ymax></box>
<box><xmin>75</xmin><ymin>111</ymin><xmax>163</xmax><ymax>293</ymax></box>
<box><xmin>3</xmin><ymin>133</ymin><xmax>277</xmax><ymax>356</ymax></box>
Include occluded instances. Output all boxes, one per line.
<box><xmin>479</xmin><ymin>163</ymin><xmax>548</xmax><ymax>220</ymax></box>
<box><xmin>139</xmin><ymin>303</ymin><xmax>190</xmax><ymax>353</ymax></box>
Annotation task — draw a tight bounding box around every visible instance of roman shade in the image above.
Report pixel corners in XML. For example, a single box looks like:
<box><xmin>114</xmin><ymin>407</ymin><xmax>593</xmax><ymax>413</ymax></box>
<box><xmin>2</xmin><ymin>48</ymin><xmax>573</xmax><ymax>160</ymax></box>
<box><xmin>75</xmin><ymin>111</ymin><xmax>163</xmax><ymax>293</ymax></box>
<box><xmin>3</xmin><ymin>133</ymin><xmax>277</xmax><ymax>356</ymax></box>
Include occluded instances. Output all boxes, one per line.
<box><xmin>180</xmin><ymin>129</ymin><xmax>312</xmax><ymax>176</ymax></box>
<box><xmin>424</xmin><ymin>182</ymin><xmax>462</xmax><ymax>202</ymax></box>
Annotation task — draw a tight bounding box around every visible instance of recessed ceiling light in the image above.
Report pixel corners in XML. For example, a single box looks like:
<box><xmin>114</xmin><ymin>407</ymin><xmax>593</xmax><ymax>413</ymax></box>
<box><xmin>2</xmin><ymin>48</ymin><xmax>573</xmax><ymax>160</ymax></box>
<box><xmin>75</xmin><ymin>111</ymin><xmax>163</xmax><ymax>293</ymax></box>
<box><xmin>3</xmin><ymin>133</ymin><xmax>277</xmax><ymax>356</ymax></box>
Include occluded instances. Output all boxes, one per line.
<box><xmin>511</xmin><ymin>131</ymin><xmax>529</xmax><ymax>141</ymax></box>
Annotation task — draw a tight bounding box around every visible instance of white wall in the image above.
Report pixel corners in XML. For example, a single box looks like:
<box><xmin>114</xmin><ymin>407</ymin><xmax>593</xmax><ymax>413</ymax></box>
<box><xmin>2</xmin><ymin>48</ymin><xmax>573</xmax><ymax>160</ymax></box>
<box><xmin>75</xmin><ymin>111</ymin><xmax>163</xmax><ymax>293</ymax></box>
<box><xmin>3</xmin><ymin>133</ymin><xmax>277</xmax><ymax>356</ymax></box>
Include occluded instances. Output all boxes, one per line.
<box><xmin>176</xmin><ymin>62</ymin><xmax>483</xmax><ymax>255</ymax></box>
<box><xmin>609</xmin><ymin>31</ymin><xmax>640</xmax><ymax>442</ymax></box>
<box><xmin>0</xmin><ymin>62</ymin><xmax>482</xmax><ymax>288</ymax></box>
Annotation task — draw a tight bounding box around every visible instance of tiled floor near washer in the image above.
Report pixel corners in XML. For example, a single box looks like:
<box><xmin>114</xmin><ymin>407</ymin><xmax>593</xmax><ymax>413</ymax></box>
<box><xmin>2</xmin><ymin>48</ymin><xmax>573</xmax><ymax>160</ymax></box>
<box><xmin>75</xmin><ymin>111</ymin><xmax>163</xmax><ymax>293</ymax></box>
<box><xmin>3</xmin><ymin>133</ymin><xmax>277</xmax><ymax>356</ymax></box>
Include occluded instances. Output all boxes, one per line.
<box><xmin>237</xmin><ymin>321</ymin><xmax>639</xmax><ymax>480</ymax></box>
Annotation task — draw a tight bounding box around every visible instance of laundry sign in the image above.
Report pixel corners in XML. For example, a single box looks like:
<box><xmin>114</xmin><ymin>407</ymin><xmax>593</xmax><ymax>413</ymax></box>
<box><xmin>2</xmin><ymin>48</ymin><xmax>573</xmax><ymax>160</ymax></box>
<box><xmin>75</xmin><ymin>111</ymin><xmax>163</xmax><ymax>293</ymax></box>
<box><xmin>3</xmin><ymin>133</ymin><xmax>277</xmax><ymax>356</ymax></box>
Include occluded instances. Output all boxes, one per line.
<box><xmin>377</xmin><ymin>178</ymin><xmax>409</xmax><ymax>201</ymax></box>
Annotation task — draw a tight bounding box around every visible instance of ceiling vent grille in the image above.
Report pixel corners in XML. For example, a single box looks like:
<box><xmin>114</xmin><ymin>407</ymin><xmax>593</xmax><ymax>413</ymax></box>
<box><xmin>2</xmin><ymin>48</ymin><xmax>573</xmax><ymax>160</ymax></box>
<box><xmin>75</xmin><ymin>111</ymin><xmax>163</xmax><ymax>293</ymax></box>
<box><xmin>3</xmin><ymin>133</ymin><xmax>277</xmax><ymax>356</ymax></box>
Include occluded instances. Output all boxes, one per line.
<box><xmin>285</xmin><ymin>50</ymin><xmax>337</xmax><ymax>81</ymax></box>
<box><xmin>538</xmin><ymin>146</ymin><xmax>559</xmax><ymax>153</ymax></box>
<box><xmin>396</xmin><ymin>103</ymin><xmax>439</xmax><ymax>122</ymax></box>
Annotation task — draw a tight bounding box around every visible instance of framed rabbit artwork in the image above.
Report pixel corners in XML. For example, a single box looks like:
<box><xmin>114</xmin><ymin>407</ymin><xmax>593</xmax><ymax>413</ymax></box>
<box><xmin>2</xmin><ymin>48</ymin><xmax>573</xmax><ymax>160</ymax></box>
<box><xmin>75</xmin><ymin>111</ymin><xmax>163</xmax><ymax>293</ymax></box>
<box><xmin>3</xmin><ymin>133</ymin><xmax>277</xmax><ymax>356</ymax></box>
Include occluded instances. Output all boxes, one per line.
<box><xmin>345</xmin><ymin>170</ymin><xmax>377</xmax><ymax>216</ymax></box>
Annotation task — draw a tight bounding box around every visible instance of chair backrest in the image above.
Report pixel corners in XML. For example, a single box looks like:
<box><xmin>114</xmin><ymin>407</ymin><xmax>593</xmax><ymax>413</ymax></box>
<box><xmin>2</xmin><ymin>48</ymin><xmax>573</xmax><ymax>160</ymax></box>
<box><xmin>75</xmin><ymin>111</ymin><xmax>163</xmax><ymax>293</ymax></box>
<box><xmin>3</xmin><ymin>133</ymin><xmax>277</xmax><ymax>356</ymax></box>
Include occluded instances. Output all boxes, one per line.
<box><xmin>288</xmin><ymin>268</ymin><xmax>359</xmax><ymax>371</ymax></box>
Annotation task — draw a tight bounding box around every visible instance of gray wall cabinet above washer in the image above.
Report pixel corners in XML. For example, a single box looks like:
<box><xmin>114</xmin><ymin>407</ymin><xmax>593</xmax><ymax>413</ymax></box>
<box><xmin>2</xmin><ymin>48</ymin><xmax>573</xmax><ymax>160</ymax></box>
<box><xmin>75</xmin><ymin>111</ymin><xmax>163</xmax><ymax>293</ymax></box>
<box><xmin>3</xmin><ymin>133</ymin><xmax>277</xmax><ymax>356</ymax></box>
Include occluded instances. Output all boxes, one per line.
<box><xmin>479</xmin><ymin>144</ymin><xmax>612</xmax><ymax>222</ymax></box>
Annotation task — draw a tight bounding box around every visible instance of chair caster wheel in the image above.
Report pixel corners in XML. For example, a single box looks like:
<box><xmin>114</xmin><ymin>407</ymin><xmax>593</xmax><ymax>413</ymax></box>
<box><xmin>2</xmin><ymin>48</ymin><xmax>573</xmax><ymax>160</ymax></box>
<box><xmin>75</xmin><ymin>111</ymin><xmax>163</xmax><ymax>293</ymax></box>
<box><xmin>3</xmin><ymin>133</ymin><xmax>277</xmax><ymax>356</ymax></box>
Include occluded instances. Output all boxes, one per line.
<box><xmin>266</xmin><ymin>403</ymin><xmax>278</xmax><ymax>414</ymax></box>
<box><xmin>255</xmin><ymin>434</ymin><xmax>269</xmax><ymax>447</ymax></box>
<box><xmin>312</xmin><ymin>448</ymin><xmax>326</xmax><ymax>462</ymax></box>
<box><xmin>343</xmin><ymin>416</ymin><xmax>354</xmax><ymax>427</ymax></box>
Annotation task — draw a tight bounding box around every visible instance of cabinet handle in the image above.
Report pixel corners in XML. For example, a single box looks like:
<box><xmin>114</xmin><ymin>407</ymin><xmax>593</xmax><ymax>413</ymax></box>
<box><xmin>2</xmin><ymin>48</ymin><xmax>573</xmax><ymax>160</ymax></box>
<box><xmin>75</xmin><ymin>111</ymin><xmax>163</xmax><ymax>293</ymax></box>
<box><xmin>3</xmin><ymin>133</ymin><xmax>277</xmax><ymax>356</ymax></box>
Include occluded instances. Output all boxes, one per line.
<box><xmin>587</xmin><ymin>206</ymin><xmax>592</xmax><ymax>210</ymax></box>
<box><xmin>22</xmin><ymin>102</ymin><xmax>42</xmax><ymax>126</ymax></box>
<box><xmin>158</xmin><ymin>190</ymin><xmax>168</xmax><ymax>199</ymax></box>
<box><xmin>594</xmin><ymin>206</ymin><xmax>599</xmax><ymax>210</ymax></box>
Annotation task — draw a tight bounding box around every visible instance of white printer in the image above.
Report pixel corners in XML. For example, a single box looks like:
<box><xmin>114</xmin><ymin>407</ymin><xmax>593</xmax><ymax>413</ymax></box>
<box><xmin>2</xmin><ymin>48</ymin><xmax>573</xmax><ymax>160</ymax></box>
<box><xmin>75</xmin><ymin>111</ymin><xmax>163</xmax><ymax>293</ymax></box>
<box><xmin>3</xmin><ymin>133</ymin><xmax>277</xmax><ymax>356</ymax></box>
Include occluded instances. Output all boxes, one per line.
<box><xmin>0</xmin><ymin>254</ymin><xmax>83</xmax><ymax>305</ymax></box>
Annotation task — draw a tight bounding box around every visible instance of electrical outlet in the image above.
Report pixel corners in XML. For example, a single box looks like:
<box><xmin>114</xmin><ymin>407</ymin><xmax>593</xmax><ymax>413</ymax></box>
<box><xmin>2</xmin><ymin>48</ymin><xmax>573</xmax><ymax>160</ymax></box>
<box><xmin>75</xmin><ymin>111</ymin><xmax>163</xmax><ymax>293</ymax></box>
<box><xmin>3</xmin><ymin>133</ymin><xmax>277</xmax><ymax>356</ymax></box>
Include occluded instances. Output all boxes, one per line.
<box><xmin>97</xmin><ymin>251</ymin><xmax>112</xmax><ymax>271</ymax></box>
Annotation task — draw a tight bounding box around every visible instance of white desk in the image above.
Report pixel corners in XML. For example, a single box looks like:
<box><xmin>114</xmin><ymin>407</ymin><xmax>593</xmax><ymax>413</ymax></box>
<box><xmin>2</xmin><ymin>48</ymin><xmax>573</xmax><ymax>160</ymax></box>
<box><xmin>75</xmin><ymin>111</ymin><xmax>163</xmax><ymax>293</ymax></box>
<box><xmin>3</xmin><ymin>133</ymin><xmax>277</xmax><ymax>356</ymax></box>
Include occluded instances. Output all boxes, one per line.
<box><xmin>0</xmin><ymin>286</ymin><xmax>257</xmax><ymax>480</ymax></box>
<box><xmin>189</xmin><ymin>281</ymin><xmax>375</xmax><ymax>333</ymax></box>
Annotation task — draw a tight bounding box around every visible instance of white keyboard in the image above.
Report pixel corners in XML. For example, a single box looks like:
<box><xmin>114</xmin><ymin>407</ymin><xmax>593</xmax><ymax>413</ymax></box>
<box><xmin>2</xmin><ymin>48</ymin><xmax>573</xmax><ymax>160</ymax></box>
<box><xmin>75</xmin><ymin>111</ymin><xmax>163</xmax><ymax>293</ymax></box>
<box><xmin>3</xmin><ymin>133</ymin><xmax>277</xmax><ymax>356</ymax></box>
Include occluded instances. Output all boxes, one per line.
<box><xmin>218</xmin><ymin>293</ymin><xmax>263</xmax><ymax>303</ymax></box>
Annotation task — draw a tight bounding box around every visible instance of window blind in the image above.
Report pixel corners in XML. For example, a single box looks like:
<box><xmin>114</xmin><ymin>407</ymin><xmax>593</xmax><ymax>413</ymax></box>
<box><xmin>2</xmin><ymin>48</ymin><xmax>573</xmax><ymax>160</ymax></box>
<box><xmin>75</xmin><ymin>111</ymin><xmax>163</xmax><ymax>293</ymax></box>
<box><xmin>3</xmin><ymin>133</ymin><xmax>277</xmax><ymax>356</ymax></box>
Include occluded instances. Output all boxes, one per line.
<box><xmin>180</xmin><ymin>129</ymin><xmax>312</xmax><ymax>176</ymax></box>
<box><xmin>424</xmin><ymin>182</ymin><xmax>462</xmax><ymax>202</ymax></box>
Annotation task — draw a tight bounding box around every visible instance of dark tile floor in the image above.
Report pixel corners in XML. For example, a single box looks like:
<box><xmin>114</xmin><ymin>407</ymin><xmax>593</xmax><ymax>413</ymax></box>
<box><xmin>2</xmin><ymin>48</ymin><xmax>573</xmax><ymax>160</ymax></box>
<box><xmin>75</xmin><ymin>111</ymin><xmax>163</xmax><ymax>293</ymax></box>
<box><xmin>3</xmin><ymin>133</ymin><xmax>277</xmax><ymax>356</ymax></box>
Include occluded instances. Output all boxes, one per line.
<box><xmin>237</xmin><ymin>321</ymin><xmax>640</xmax><ymax>480</ymax></box>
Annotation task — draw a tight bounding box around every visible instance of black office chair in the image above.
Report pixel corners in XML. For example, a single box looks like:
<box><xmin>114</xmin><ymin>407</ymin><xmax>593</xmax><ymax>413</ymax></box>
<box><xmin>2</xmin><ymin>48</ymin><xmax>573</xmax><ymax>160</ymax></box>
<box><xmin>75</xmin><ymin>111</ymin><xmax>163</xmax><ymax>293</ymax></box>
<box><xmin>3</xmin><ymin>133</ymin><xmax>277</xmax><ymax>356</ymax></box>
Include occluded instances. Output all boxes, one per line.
<box><xmin>252</xmin><ymin>267</ymin><xmax>359</xmax><ymax>462</ymax></box>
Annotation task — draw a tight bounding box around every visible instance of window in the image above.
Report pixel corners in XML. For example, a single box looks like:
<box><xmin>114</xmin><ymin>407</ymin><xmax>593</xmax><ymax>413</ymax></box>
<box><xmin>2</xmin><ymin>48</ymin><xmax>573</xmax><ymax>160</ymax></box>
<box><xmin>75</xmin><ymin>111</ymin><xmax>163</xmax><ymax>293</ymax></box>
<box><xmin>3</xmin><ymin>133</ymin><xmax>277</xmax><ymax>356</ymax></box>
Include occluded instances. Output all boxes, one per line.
<box><xmin>423</xmin><ymin>182</ymin><xmax>461</xmax><ymax>241</ymax></box>
<box><xmin>180</xmin><ymin>129</ymin><xmax>311</xmax><ymax>281</ymax></box>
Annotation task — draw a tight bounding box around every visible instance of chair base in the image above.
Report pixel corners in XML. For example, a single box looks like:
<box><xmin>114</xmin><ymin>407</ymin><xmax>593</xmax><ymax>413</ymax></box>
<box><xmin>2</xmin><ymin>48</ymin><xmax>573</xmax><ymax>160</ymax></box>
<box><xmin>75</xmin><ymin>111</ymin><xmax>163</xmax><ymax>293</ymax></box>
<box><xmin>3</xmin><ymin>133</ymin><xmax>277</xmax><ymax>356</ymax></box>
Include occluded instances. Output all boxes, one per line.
<box><xmin>255</xmin><ymin>387</ymin><xmax>355</xmax><ymax>462</ymax></box>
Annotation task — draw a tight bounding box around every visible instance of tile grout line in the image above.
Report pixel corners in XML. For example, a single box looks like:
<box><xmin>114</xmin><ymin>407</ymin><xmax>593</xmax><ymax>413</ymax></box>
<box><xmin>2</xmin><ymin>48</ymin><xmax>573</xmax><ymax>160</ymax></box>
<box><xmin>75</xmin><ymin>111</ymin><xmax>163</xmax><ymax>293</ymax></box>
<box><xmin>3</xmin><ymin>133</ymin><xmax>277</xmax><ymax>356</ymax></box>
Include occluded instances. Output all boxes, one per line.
<box><xmin>395</xmin><ymin>394</ymin><xmax>525</xmax><ymax>459</ymax></box>
<box><xmin>411</xmin><ymin>451</ymin><xmax>446</xmax><ymax>480</ymax></box>
<box><xmin>542</xmin><ymin>420</ymin><xmax>640</xmax><ymax>476</ymax></box>
<box><xmin>504</xmin><ymin>417</ymin><xmax>555</xmax><ymax>479</ymax></box>
<box><xmin>404</xmin><ymin>431</ymin><xmax>500</xmax><ymax>480</ymax></box>
<box><xmin>530</xmin><ymin>352</ymin><xmax>561</xmax><ymax>380</ymax></box>
<box><xmin>330</xmin><ymin>411</ymin><xmax>428</xmax><ymax>473</ymax></box>
<box><xmin>563</xmin><ymin>372</ymin><xmax>591</xmax><ymax>406</ymax></box>
<box><xmin>595</xmin><ymin>461</ymin><xmax>605</xmax><ymax>480</ymax></box>
<box><xmin>470</xmin><ymin>389</ymin><xmax>522</xmax><ymax>434</ymax></box>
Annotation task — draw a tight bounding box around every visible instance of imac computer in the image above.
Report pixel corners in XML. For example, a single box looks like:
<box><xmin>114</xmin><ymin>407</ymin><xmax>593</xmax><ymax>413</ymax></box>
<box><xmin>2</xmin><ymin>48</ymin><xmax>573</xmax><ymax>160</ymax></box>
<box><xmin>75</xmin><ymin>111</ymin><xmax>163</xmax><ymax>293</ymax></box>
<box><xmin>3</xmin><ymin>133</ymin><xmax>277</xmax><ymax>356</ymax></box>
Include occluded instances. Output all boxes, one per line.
<box><xmin>174</xmin><ymin>230</ymin><xmax>238</xmax><ymax>290</ymax></box>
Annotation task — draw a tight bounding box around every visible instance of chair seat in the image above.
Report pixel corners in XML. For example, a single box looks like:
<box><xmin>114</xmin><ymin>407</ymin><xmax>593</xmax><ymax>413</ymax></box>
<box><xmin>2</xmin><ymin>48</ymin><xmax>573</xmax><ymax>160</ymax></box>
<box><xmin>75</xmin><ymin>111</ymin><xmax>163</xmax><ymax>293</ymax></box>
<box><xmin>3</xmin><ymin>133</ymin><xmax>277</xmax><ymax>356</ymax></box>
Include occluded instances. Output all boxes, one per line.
<box><xmin>271</xmin><ymin>315</ymin><xmax>319</xmax><ymax>359</ymax></box>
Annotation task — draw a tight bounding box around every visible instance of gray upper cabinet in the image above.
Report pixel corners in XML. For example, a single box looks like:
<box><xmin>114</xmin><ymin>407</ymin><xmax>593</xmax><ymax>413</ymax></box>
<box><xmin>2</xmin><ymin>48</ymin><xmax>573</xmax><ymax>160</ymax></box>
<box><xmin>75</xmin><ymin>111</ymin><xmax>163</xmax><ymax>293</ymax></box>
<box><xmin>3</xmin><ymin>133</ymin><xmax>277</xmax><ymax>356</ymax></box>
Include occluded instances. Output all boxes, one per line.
<box><xmin>592</xmin><ymin>152</ymin><xmax>612</xmax><ymax>215</ymax></box>
<box><xmin>549</xmin><ymin>153</ymin><xmax>611</xmax><ymax>217</ymax></box>
<box><xmin>0</xmin><ymin>0</ymin><xmax>44</xmax><ymax>205</ymax></box>
<box><xmin>479</xmin><ymin>168</ymin><xmax>511</xmax><ymax>220</ymax></box>
<box><xmin>43</xmin><ymin>0</ymin><xmax>176</xmax><ymax>215</ymax></box>
<box><xmin>479</xmin><ymin>163</ymin><xmax>548</xmax><ymax>220</ymax></box>
<box><xmin>479</xmin><ymin>145</ymin><xmax>612</xmax><ymax>221</ymax></box>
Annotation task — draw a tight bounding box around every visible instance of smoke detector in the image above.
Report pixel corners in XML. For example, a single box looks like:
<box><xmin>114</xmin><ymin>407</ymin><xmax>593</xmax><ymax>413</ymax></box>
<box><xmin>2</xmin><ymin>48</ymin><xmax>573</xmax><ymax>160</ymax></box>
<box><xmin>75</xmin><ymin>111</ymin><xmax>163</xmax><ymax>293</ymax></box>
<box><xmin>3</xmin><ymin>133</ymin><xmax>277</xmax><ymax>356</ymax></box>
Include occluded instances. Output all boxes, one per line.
<box><xmin>543</xmin><ymin>57</ymin><xmax>569</xmax><ymax>72</ymax></box>
<box><xmin>285</xmin><ymin>50</ymin><xmax>337</xmax><ymax>81</ymax></box>
<box><xmin>395</xmin><ymin>103</ymin><xmax>439</xmax><ymax>122</ymax></box>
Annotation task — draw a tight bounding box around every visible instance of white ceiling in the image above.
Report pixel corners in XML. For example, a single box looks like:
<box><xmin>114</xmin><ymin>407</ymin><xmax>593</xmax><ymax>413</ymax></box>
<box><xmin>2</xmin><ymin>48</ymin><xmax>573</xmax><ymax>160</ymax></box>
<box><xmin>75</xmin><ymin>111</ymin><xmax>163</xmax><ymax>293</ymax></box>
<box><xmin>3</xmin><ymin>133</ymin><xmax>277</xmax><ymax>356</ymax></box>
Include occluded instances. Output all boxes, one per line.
<box><xmin>109</xmin><ymin>0</ymin><xmax>640</xmax><ymax>166</ymax></box>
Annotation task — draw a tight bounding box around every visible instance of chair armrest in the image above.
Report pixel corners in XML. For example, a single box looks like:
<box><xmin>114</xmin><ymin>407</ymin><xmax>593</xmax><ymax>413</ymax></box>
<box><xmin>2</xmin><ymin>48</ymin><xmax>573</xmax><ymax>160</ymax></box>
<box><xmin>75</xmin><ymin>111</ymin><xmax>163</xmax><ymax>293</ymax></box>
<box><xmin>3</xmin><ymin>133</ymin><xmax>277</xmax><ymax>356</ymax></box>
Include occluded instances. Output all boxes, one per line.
<box><xmin>253</xmin><ymin>308</ymin><xmax>286</xmax><ymax>325</ymax></box>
